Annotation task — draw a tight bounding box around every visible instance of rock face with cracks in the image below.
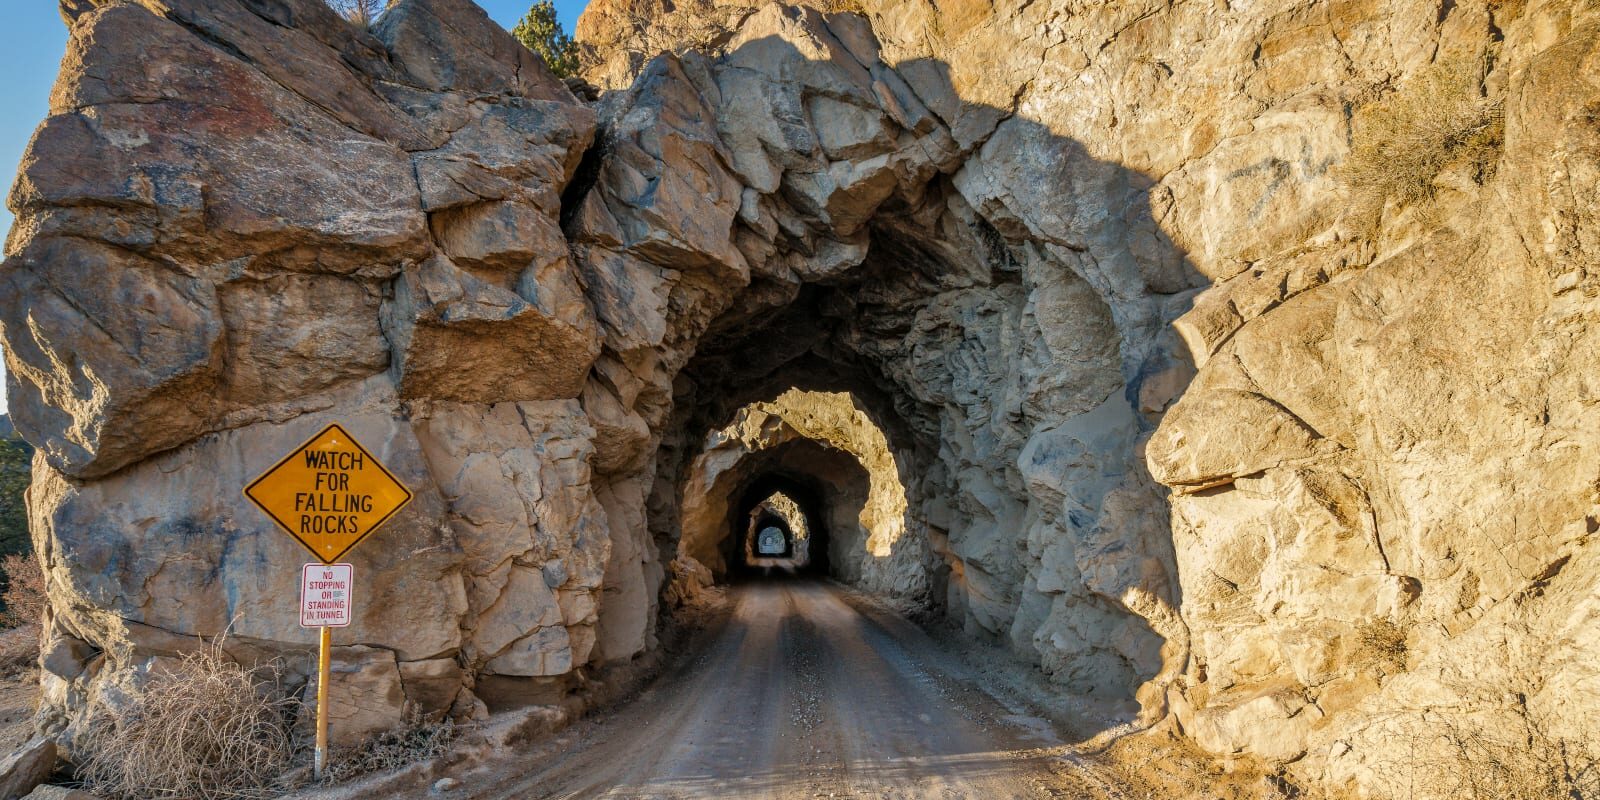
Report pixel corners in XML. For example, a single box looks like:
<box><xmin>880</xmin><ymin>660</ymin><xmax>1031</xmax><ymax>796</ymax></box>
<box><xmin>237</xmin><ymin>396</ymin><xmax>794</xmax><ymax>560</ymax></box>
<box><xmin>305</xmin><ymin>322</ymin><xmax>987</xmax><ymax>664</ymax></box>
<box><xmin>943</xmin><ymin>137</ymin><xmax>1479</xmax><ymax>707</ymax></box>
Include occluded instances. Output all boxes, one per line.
<box><xmin>5</xmin><ymin>0</ymin><xmax>1600</xmax><ymax>795</ymax></box>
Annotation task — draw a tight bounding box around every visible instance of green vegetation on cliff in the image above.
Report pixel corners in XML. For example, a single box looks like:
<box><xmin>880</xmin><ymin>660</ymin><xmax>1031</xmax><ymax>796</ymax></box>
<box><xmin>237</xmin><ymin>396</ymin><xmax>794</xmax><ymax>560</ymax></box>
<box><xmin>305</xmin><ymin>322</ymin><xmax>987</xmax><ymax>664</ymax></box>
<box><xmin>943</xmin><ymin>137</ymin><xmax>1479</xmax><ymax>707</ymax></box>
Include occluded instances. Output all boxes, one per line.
<box><xmin>0</xmin><ymin>418</ymin><xmax>28</xmax><ymax>558</ymax></box>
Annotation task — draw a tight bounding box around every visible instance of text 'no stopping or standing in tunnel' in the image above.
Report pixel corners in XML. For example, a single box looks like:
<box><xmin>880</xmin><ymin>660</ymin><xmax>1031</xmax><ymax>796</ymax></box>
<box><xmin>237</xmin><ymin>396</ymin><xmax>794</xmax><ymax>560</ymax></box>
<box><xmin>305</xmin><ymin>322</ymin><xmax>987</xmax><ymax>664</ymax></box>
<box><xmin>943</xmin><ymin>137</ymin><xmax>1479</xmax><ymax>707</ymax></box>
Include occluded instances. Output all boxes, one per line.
<box><xmin>300</xmin><ymin>563</ymin><xmax>353</xmax><ymax>628</ymax></box>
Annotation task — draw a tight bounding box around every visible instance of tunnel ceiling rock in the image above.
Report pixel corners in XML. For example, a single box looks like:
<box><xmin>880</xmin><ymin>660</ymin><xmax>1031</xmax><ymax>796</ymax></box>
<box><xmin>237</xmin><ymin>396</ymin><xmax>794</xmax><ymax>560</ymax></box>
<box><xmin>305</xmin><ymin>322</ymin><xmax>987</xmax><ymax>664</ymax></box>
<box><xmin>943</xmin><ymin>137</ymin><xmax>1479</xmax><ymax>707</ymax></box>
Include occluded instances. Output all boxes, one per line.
<box><xmin>6</xmin><ymin>0</ymin><xmax>1600</xmax><ymax>794</ymax></box>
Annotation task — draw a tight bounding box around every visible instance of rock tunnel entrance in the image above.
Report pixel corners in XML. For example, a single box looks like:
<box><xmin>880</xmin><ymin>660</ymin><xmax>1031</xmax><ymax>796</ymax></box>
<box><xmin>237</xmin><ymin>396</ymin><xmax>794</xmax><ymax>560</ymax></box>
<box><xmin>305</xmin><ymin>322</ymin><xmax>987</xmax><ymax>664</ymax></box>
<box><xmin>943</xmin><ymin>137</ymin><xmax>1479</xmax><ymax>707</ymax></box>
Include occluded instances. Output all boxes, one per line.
<box><xmin>624</xmin><ymin>91</ymin><xmax>1189</xmax><ymax>714</ymax></box>
<box><xmin>6</xmin><ymin>0</ymin><xmax>1206</xmax><ymax>761</ymax></box>
<box><xmin>588</xmin><ymin>6</ymin><xmax>1203</xmax><ymax>710</ymax></box>
<box><xmin>628</xmin><ymin>147</ymin><xmax>1190</xmax><ymax>719</ymax></box>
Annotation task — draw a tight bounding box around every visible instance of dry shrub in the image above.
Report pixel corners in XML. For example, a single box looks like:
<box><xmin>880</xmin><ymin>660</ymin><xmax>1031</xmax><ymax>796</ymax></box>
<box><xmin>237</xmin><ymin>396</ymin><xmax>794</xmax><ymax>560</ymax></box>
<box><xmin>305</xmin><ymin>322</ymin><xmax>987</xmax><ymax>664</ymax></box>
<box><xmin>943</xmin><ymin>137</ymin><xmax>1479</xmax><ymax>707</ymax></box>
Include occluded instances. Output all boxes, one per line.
<box><xmin>318</xmin><ymin>713</ymin><xmax>456</xmax><ymax>785</ymax></box>
<box><xmin>1352</xmin><ymin>619</ymin><xmax>1407</xmax><ymax>674</ymax></box>
<box><xmin>324</xmin><ymin>0</ymin><xmax>387</xmax><ymax>26</ymax></box>
<box><xmin>1376</xmin><ymin>712</ymin><xmax>1600</xmax><ymax>800</ymax></box>
<box><xmin>0</xmin><ymin>554</ymin><xmax>48</xmax><ymax>676</ymax></box>
<box><xmin>0</xmin><ymin>625</ymin><xmax>39</xmax><ymax>677</ymax></box>
<box><xmin>76</xmin><ymin>640</ymin><xmax>299</xmax><ymax>800</ymax></box>
<box><xmin>0</xmin><ymin>553</ymin><xmax>45</xmax><ymax>629</ymax></box>
<box><xmin>1340</xmin><ymin>53</ymin><xmax>1504</xmax><ymax>215</ymax></box>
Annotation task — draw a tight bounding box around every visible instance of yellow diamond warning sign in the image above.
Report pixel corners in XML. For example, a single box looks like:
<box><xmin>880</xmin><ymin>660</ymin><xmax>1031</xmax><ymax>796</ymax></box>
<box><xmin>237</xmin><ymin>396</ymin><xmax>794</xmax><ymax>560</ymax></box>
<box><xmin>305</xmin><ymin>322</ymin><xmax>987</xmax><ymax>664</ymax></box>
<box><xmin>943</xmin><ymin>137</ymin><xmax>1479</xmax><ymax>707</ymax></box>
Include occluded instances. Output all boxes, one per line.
<box><xmin>244</xmin><ymin>423</ymin><xmax>413</xmax><ymax>564</ymax></box>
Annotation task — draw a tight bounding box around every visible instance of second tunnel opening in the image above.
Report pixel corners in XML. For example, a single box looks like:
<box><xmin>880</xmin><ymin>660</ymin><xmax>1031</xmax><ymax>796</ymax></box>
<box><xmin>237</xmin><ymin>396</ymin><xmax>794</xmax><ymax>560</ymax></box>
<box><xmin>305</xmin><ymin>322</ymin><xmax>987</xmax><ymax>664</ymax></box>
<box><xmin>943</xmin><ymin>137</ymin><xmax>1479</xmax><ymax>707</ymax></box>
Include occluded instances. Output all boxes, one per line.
<box><xmin>675</xmin><ymin>388</ymin><xmax>926</xmax><ymax>594</ymax></box>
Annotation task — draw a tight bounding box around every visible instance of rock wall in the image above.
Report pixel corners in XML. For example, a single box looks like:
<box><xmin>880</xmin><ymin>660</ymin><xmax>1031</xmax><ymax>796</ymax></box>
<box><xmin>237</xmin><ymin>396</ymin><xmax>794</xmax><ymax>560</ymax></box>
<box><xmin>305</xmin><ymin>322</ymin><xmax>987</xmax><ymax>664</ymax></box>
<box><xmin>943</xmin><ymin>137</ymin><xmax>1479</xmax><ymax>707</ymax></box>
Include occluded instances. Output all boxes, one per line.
<box><xmin>803</xmin><ymin>0</ymin><xmax>1596</xmax><ymax>791</ymax></box>
<box><xmin>1144</xmin><ymin>3</ymin><xmax>1600</xmax><ymax>791</ymax></box>
<box><xmin>5</xmin><ymin>0</ymin><xmax>1600</xmax><ymax>795</ymax></box>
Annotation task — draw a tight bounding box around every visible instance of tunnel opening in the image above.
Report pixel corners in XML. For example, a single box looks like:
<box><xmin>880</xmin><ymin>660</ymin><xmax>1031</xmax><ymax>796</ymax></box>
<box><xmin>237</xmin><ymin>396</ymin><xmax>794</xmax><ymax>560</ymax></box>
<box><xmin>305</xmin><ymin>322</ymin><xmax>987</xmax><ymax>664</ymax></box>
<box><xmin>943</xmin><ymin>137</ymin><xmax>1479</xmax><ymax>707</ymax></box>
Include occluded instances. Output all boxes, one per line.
<box><xmin>650</xmin><ymin>203</ymin><xmax>1027</xmax><ymax>618</ymax></box>
<box><xmin>752</xmin><ymin>517</ymin><xmax>790</xmax><ymax>558</ymax></box>
<box><xmin>675</xmin><ymin>388</ymin><xmax>914</xmax><ymax>591</ymax></box>
<box><xmin>729</xmin><ymin>477</ymin><xmax>827</xmax><ymax>577</ymax></box>
<box><xmin>633</xmin><ymin>184</ymin><xmax>1182</xmax><ymax>711</ymax></box>
<box><xmin>559</xmin><ymin>31</ymin><xmax>1195</xmax><ymax>718</ymax></box>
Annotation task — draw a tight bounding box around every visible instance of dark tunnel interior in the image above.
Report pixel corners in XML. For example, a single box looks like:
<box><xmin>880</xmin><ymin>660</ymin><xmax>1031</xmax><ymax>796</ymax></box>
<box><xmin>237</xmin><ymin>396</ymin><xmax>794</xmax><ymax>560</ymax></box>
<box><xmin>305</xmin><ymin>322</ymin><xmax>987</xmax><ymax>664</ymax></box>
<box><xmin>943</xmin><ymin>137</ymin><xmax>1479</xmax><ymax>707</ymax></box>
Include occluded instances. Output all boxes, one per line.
<box><xmin>726</xmin><ymin>472</ymin><xmax>832</xmax><ymax>578</ymax></box>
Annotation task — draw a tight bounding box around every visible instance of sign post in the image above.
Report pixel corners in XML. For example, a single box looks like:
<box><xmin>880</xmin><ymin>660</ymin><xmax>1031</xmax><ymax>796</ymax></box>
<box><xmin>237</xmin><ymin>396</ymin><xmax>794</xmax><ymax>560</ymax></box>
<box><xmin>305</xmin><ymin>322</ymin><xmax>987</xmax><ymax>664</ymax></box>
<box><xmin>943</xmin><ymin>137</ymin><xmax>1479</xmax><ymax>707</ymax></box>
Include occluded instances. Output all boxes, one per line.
<box><xmin>300</xmin><ymin>563</ymin><xmax>352</xmax><ymax>778</ymax></box>
<box><xmin>244</xmin><ymin>424</ymin><xmax>411</xmax><ymax>780</ymax></box>
<box><xmin>317</xmin><ymin>624</ymin><xmax>330</xmax><ymax>777</ymax></box>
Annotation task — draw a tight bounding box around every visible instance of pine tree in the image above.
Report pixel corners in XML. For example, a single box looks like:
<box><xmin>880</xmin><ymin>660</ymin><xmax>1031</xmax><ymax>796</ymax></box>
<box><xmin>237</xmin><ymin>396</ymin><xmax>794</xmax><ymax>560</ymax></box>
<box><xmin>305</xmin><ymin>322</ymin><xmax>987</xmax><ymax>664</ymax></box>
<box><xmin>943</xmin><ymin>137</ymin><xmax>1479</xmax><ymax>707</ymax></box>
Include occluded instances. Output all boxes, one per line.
<box><xmin>512</xmin><ymin>1</ymin><xmax>580</xmax><ymax>79</ymax></box>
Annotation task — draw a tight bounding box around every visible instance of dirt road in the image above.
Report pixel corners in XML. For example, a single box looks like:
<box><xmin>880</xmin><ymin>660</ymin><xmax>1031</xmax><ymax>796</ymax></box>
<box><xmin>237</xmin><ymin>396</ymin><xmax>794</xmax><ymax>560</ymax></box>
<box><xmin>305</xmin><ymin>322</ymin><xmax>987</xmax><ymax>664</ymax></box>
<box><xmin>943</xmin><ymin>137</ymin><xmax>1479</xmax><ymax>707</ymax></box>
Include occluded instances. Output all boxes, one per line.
<box><xmin>467</xmin><ymin>581</ymin><xmax>1122</xmax><ymax>800</ymax></box>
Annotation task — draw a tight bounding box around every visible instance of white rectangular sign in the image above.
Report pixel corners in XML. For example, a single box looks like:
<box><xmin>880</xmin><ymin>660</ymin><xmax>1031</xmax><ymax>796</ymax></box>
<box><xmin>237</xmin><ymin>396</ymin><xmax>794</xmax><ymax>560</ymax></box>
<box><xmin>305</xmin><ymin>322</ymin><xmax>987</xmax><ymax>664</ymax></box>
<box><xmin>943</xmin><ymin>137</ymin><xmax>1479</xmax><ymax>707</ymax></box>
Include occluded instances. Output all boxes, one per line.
<box><xmin>300</xmin><ymin>563</ymin><xmax>353</xmax><ymax>628</ymax></box>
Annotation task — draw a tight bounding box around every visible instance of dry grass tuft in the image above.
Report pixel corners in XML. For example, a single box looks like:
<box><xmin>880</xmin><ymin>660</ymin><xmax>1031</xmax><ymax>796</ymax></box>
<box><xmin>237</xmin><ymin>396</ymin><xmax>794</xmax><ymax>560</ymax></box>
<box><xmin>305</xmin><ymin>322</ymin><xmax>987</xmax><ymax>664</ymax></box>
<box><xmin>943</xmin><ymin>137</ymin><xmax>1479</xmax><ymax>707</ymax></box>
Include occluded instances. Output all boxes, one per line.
<box><xmin>318</xmin><ymin>713</ymin><xmax>456</xmax><ymax>785</ymax></box>
<box><xmin>1340</xmin><ymin>53</ymin><xmax>1504</xmax><ymax>216</ymax></box>
<box><xmin>76</xmin><ymin>640</ymin><xmax>299</xmax><ymax>800</ymax></box>
<box><xmin>1352</xmin><ymin>618</ymin><xmax>1407</xmax><ymax>674</ymax></box>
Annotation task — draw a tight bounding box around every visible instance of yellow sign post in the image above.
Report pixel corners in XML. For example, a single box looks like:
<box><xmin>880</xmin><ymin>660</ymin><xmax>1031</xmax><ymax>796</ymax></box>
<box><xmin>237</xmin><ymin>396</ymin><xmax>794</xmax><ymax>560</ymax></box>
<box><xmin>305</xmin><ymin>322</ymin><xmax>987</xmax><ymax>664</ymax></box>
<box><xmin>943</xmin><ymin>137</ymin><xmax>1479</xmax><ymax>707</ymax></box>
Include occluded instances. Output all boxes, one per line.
<box><xmin>244</xmin><ymin>423</ymin><xmax>412</xmax><ymax>779</ymax></box>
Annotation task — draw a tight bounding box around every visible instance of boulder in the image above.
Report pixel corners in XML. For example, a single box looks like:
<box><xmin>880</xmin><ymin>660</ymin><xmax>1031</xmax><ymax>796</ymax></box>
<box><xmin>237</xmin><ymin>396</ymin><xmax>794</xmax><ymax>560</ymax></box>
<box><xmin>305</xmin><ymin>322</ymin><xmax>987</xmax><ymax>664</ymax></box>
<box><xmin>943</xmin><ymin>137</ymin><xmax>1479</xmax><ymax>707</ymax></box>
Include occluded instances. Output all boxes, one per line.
<box><xmin>4</xmin><ymin>2</ymin><xmax>429</xmax><ymax>480</ymax></box>
<box><xmin>384</xmin><ymin>255</ymin><xmax>600</xmax><ymax>403</ymax></box>
<box><xmin>306</xmin><ymin>646</ymin><xmax>407</xmax><ymax>745</ymax></box>
<box><xmin>662</xmin><ymin>556</ymin><xmax>715</xmax><ymax>609</ymax></box>
<box><xmin>398</xmin><ymin>658</ymin><xmax>465</xmax><ymax>722</ymax></box>
<box><xmin>0</xmin><ymin>238</ymin><xmax>221</xmax><ymax>480</ymax></box>
<box><xmin>375</xmin><ymin>0</ymin><xmax>572</xmax><ymax>101</ymax></box>
<box><xmin>29</xmin><ymin>4</ymin><xmax>426</xmax><ymax>265</ymax></box>
<box><xmin>22</xmin><ymin>786</ymin><xmax>102</xmax><ymax>800</ymax></box>
<box><xmin>0</xmin><ymin>739</ymin><xmax>57</xmax><ymax>800</ymax></box>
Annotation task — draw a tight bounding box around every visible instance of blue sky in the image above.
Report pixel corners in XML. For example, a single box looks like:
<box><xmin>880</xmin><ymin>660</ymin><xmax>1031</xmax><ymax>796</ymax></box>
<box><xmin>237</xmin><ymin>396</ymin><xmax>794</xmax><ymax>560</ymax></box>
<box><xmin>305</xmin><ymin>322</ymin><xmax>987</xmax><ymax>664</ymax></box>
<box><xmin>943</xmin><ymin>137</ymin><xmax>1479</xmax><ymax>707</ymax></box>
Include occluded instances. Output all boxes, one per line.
<box><xmin>0</xmin><ymin>0</ymin><xmax>589</xmax><ymax>416</ymax></box>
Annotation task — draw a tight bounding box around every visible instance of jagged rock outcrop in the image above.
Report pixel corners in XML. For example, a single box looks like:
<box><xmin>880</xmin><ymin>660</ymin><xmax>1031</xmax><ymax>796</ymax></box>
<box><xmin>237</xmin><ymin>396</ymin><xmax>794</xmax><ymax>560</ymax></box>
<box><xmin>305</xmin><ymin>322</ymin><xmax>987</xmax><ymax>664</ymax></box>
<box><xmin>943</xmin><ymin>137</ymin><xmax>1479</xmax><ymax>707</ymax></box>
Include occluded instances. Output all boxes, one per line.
<box><xmin>5</xmin><ymin>0</ymin><xmax>1600</xmax><ymax>795</ymax></box>
<box><xmin>11</xmin><ymin>0</ymin><xmax>611</xmax><ymax>747</ymax></box>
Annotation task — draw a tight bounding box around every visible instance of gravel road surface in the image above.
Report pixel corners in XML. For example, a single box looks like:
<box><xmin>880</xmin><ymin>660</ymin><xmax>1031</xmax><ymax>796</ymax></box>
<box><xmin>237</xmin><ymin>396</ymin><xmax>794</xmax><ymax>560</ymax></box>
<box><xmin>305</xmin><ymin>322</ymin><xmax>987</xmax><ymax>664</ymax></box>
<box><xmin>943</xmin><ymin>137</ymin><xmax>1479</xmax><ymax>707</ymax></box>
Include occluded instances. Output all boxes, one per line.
<box><xmin>467</xmin><ymin>581</ymin><xmax>1122</xmax><ymax>799</ymax></box>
